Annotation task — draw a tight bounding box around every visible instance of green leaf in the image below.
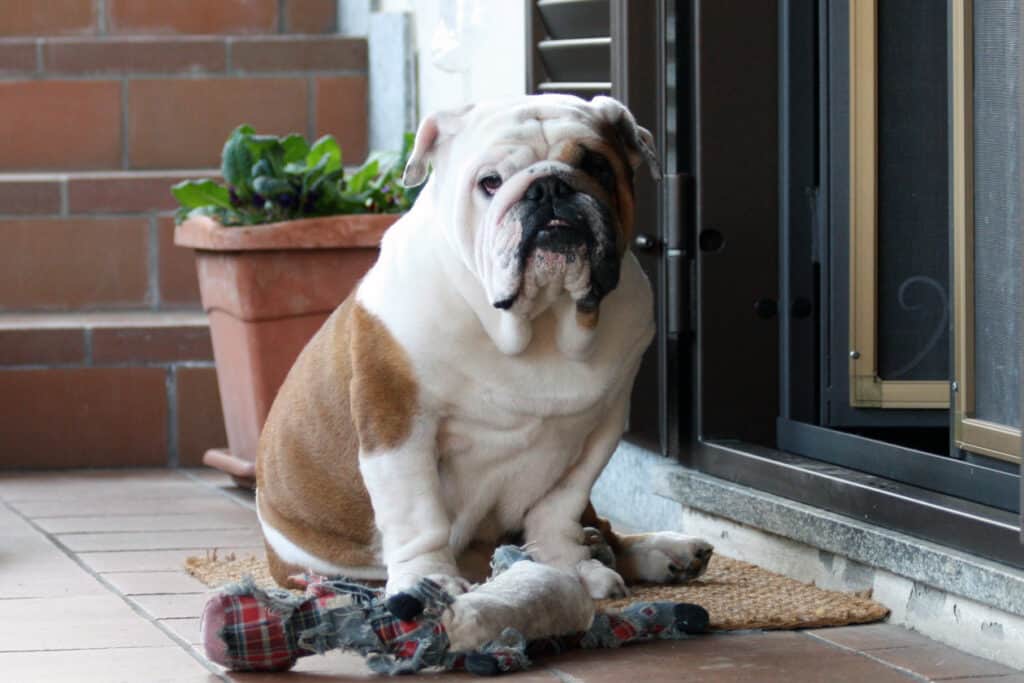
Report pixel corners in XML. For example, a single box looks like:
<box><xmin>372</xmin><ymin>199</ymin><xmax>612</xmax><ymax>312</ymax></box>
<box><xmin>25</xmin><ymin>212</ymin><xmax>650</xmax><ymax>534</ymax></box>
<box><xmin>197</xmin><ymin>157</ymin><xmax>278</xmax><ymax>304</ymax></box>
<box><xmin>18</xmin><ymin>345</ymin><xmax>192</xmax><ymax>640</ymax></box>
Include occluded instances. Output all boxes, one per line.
<box><xmin>221</xmin><ymin>125</ymin><xmax>255</xmax><ymax>195</ymax></box>
<box><xmin>171</xmin><ymin>179</ymin><xmax>232</xmax><ymax>210</ymax></box>
<box><xmin>306</xmin><ymin>136</ymin><xmax>342</xmax><ymax>175</ymax></box>
<box><xmin>344</xmin><ymin>159</ymin><xmax>379</xmax><ymax>194</ymax></box>
<box><xmin>244</xmin><ymin>135</ymin><xmax>286</xmax><ymax>176</ymax></box>
<box><xmin>281</xmin><ymin>134</ymin><xmax>309</xmax><ymax>165</ymax></box>
<box><xmin>253</xmin><ymin>176</ymin><xmax>294</xmax><ymax>197</ymax></box>
<box><xmin>251</xmin><ymin>159</ymin><xmax>274</xmax><ymax>179</ymax></box>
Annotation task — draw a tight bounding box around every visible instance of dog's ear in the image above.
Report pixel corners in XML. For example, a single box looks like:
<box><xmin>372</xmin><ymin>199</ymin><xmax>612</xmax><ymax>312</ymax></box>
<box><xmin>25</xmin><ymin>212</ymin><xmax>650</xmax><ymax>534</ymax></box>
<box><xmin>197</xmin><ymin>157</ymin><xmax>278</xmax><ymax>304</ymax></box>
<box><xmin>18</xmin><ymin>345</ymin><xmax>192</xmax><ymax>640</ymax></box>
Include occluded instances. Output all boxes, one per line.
<box><xmin>589</xmin><ymin>96</ymin><xmax>661</xmax><ymax>181</ymax></box>
<box><xmin>402</xmin><ymin>103</ymin><xmax>475</xmax><ymax>187</ymax></box>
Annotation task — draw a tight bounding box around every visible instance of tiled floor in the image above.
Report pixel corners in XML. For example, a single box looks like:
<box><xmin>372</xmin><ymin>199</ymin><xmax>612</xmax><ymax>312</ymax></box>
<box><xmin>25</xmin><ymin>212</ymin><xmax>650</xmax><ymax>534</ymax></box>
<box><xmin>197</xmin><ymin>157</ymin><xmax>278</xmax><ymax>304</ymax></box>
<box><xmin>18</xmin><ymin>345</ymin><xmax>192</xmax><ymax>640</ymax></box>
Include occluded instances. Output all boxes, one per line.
<box><xmin>0</xmin><ymin>469</ymin><xmax>1021</xmax><ymax>682</ymax></box>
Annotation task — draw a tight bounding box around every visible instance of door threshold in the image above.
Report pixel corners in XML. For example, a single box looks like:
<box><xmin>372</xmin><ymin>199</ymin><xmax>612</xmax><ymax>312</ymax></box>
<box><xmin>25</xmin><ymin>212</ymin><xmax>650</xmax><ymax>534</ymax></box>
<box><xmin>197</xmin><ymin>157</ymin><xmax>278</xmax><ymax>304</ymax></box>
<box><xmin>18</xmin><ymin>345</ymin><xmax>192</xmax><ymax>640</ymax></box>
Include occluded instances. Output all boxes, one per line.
<box><xmin>679</xmin><ymin>439</ymin><xmax>1024</xmax><ymax>571</ymax></box>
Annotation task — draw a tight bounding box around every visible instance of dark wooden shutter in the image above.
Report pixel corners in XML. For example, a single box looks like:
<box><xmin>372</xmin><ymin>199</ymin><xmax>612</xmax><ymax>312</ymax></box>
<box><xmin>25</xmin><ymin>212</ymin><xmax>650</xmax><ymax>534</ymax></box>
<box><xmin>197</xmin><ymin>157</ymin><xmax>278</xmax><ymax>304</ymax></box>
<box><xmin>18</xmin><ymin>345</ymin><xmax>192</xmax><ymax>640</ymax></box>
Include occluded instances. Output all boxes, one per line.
<box><xmin>527</xmin><ymin>0</ymin><xmax>611</xmax><ymax>98</ymax></box>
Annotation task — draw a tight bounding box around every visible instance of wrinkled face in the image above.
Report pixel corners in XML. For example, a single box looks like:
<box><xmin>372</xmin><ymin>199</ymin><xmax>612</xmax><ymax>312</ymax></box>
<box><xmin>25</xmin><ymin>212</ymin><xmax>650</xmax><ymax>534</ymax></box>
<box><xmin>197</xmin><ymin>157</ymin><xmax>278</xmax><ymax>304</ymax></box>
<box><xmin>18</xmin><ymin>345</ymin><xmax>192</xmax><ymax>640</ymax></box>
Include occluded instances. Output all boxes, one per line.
<box><xmin>406</xmin><ymin>95</ymin><xmax>657</xmax><ymax>321</ymax></box>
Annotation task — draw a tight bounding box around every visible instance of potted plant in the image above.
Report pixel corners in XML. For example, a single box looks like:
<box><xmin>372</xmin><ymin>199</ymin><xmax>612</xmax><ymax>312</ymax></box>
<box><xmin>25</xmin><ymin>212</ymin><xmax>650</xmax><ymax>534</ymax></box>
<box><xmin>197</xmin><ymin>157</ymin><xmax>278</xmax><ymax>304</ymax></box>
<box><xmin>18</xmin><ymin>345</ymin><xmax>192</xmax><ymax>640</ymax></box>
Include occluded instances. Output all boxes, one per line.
<box><xmin>173</xmin><ymin>126</ymin><xmax>418</xmax><ymax>486</ymax></box>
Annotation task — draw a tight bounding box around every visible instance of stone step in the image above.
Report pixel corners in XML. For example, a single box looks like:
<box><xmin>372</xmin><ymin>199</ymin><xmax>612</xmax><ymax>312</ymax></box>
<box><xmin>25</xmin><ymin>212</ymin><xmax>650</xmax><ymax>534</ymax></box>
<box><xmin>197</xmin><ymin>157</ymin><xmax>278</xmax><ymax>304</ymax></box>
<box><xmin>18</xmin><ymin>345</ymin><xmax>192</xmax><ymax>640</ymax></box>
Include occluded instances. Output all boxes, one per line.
<box><xmin>0</xmin><ymin>0</ymin><xmax>338</xmax><ymax>37</ymax></box>
<box><xmin>0</xmin><ymin>311</ymin><xmax>225</xmax><ymax>469</ymax></box>
<box><xmin>0</xmin><ymin>170</ymin><xmax>221</xmax><ymax>311</ymax></box>
<box><xmin>0</xmin><ymin>35</ymin><xmax>368</xmax><ymax>171</ymax></box>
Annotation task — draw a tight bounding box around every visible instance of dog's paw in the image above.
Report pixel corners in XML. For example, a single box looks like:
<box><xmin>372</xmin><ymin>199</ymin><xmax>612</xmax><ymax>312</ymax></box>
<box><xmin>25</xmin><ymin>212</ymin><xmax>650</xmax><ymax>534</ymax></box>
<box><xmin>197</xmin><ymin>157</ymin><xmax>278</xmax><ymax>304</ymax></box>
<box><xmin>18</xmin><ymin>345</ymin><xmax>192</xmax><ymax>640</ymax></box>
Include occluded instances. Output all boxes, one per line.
<box><xmin>576</xmin><ymin>558</ymin><xmax>629</xmax><ymax>599</ymax></box>
<box><xmin>622</xmin><ymin>532</ymin><xmax>713</xmax><ymax>584</ymax></box>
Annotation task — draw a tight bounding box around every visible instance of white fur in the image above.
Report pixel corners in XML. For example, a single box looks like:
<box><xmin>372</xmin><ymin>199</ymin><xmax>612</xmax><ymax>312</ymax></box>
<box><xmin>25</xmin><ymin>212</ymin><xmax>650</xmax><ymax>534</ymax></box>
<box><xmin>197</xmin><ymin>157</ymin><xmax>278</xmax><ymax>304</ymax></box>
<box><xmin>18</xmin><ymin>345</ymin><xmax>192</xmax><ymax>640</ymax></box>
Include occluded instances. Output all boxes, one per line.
<box><xmin>349</xmin><ymin>96</ymin><xmax>675</xmax><ymax>600</ymax></box>
<box><xmin>621</xmin><ymin>533</ymin><xmax>714</xmax><ymax>583</ymax></box>
<box><xmin>256</xmin><ymin>493</ymin><xmax>387</xmax><ymax>581</ymax></box>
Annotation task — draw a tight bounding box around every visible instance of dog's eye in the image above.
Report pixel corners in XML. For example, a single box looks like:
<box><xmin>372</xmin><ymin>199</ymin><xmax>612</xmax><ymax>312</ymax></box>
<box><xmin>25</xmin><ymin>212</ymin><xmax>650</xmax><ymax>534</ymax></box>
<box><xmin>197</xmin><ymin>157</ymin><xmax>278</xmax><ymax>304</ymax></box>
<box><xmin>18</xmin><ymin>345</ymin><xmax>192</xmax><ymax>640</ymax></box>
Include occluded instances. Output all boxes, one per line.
<box><xmin>478</xmin><ymin>174</ymin><xmax>502</xmax><ymax>196</ymax></box>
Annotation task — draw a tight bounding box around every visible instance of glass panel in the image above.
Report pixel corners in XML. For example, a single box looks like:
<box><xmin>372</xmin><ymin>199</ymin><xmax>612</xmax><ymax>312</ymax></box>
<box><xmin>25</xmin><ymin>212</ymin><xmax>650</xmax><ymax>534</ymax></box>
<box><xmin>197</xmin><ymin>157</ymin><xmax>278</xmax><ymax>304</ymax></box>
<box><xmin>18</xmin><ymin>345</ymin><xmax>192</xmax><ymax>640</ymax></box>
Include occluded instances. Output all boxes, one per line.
<box><xmin>875</xmin><ymin>0</ymin><xmax>950</xmax><ymax>381</ymax></box>
<box><xmin>973</xmin><ymin>0</ymin><xmax>1022</xmax><ymax>429</ymax></box>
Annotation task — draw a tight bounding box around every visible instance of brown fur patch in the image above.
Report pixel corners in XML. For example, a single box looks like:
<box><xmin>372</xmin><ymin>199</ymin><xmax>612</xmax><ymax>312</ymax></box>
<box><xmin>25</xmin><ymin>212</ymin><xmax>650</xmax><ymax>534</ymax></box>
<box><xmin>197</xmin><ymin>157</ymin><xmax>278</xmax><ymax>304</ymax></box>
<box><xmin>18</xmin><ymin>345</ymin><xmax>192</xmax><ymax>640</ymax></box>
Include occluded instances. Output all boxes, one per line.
<box><xmin>581</xmin><ymin>502</ymin><xmax>624</xmax><ymax>553</ymax></box>
<box><xmin>576</xmin><ymin>308</ymin><xmax>600</xmax><ymax>329</ymax></box>
<box><xmin>256</xmin><ymin>296</ymin><xmax>382</xmax><ymax>582</ymax></box>
<box><xmin>349</xmin><ymin>303</ymin><xmax>419</xmax><ymax>453</ymax></box>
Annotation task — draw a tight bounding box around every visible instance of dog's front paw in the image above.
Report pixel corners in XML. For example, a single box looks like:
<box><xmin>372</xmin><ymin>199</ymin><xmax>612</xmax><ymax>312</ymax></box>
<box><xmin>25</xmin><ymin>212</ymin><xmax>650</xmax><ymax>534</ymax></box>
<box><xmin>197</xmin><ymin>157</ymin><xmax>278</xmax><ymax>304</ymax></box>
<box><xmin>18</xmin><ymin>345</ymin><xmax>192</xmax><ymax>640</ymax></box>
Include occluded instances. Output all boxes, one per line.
<box><xmin>577</xmin><ymin>558</ymin><xmax>629</xmax><ymax>599</ymax></box>
<box><xmin>622</xmin><ymin>532</ymin><xmax>713</xmax><ymax>584</ymax></box>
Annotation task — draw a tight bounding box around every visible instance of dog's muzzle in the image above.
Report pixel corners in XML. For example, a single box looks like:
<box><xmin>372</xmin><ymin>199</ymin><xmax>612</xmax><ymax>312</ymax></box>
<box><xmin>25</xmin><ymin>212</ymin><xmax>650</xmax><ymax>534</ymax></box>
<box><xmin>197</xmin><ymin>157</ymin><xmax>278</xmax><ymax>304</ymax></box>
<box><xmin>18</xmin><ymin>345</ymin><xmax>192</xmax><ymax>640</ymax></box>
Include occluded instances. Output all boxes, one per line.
<box><xmin>497</xmin><ymin>175</ymin><xmax>618</xmax><ymax>313</ymax></box>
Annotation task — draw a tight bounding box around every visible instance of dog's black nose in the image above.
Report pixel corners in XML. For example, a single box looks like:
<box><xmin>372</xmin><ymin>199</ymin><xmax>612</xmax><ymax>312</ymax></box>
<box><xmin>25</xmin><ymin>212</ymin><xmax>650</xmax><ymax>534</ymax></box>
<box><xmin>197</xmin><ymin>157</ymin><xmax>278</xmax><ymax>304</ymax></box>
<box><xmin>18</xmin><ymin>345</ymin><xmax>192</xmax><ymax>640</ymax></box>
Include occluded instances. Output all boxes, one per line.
<box><xmin>525</xmin><ymin>176</ymin><xmax>573</xmax><ymax>202</ymax></box>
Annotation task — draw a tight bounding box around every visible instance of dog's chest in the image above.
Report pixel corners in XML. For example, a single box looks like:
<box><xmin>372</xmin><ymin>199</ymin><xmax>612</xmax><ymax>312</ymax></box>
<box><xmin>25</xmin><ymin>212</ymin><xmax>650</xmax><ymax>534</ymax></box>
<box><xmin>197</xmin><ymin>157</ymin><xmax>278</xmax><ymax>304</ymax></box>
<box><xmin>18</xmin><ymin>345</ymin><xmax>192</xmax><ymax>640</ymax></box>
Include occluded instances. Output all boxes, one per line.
<box><xmin>432</xmin><ymin>364</ymin><xmax>613</xmax><ymax>546</ymax></box>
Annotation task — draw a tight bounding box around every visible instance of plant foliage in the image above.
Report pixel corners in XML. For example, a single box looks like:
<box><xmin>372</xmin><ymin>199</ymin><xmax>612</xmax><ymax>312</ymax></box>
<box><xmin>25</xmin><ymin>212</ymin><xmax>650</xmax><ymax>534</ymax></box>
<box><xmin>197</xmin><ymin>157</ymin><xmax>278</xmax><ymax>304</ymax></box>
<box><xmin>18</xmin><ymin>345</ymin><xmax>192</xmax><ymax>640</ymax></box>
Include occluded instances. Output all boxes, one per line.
<box><xmin>172</xmin><ymin>125</ymin><xmax>421</xmax><ymax>225</ymax></box>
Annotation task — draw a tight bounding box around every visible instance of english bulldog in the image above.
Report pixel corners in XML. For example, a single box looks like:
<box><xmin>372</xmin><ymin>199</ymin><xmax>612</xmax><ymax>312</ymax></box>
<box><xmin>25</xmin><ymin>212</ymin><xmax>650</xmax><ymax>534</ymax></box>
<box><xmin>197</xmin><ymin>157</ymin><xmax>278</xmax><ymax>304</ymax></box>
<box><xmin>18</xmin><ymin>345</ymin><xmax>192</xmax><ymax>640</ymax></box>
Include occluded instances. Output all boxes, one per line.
<box><xmin>255</xmin><ymin>94</ymin><xmax>713</xmax><ymax>604</ymax></box>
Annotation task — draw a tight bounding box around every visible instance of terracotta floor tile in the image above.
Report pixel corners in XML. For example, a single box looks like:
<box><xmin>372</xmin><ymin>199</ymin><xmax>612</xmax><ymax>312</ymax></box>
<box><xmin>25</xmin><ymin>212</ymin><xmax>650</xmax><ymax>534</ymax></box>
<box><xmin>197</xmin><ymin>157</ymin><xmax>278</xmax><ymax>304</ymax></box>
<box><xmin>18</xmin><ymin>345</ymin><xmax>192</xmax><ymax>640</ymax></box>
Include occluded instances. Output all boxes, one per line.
<box><xmin>0</xmin><ymin>646</ymin><xmax>218</xmax><ymax>682</ymax></box>
<box><xmin>223</xmin><ymin>649</ymin><xmax>558</xmax><ymax>681</ymax></box>
<box><xmin>806</xmin><ymin>623</ymin><xmax>936</xmax><ymax>651</ymax></box>
<box><xmin>0</xmin><ymin>470</ymin><xmax>202</xmax><ymax>501</ymax></box>
<box><xmin>131</xmin><ymin>592</ymin><xmax>209</xmax><ymax>619</ymax></box>
<box><xmin>59</xmin><ymin>527</ymin><xmax>265</xmax><ymax>552</ymax></box>
<box><xmin>14</xmin><ymin>495</ymin><xmax>243</xmax><ymax>518</ymax></box>
<box><xmin>36</xmin><ymin>509</ymin><xmax>257</xmax><ymax>533</ymax></box>
<box><xmin>0</xmin><ymin>595</ymin><xmax>172</xmax><ymax>650</ymax></box>
<box><xmin>868</xmin><ymin>644</ymin><xmax>1017</xmax><ymax>680</ymax></box>
<box><xmin>542</xmin><ymin>637</ymin><xmax>919</xmax><ymax>683</ymax></box>
<box><xmin>103</xmin><ymin>570</ymin><xmax>209</xmax><ymax>595</ymax></box>
<box><xmin>78</xmin><ymin>546</ymin><xmax>264</xmax><ymax>573</ymax></box>
<box><xmin>161</xmin><ymin>617</ymin><xmax>203</xmax><ymax>645</ymax></box>
<box><xmin>181</xmin><ymin>467</ymin><xmax>240</xmax><ymax>487</ymax></box>
<box><xmin>0</xmin><ymin>504</ymin><xmax>108</xmax><ymax>598</ymax></box>
<box><xmin>0</xmin><ymin>540</ymin><xmax>107</xmax><ymax>599</ymax></box>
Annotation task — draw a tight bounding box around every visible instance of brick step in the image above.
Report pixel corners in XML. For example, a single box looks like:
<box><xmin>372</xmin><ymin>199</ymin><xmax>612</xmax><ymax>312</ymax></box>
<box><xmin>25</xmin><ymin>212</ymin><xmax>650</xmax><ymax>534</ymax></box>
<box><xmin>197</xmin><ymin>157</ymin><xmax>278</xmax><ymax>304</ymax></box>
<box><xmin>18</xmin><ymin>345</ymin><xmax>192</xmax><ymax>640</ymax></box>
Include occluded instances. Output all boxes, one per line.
<box><xmin>0</xmin><ymin>0</ymin><xmax>338</xmax><ymax>37</ymax></box>
<box><xmin>0</xmin><ymin>35</ymin><xmax>368</xmax><ymax>171</ymax></box>
<box><xmin>0</xmin><ymin>170</ymin><xmax>220</xmax><ymax>311</ymax></box>
<box><xmin>0</xmin><ymin>311</ymin><xmax>226</xmax><ymax>469</ymax></box>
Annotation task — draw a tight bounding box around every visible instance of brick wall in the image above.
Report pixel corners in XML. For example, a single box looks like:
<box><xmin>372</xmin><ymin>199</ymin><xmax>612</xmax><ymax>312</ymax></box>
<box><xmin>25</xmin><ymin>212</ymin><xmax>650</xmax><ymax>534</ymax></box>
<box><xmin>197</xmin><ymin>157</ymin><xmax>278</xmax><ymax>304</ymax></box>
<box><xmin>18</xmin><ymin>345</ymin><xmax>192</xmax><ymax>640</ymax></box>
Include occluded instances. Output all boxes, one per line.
<box><xmin>0</xmin><ymin>2</ymin><xmax>370</xmax><ymax>470</ymax></box>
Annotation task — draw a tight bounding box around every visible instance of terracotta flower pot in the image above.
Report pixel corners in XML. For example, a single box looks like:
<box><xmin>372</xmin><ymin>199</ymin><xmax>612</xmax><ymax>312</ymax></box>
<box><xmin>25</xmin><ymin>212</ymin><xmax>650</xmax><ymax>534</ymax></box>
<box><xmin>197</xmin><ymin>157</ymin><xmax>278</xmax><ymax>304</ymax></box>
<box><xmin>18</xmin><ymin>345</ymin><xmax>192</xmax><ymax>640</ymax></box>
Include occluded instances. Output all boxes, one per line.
<box><xmin>174</xmin><ymin>213</ymin><xmax>399</xmax><ymax>487</ymax></box>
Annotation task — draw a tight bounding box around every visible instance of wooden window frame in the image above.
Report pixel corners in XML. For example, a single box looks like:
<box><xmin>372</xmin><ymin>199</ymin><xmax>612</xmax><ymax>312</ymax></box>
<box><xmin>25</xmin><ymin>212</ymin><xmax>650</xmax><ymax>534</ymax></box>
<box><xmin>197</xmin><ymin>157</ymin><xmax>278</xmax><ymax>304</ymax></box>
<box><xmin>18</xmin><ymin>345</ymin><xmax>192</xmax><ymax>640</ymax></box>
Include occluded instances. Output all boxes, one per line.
<box><xmin>951</xmin><ymin>0</ymin><xmax>1022</xmax><ymax>464</ymax></box>
<box><xmin>848</xmin><ymin>0</ymin><xmax>951</xmax><ymax>409</ymax></box>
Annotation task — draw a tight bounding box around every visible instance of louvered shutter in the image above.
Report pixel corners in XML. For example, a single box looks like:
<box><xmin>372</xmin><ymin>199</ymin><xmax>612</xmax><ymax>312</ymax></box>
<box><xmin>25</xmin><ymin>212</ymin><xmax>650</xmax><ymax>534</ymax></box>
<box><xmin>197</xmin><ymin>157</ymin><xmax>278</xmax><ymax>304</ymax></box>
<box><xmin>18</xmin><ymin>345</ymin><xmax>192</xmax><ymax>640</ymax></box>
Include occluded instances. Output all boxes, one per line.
<box><xmin>527</xmin><ymin>0</ymin><xmax>611</xmax><ymax>97</ymax></box>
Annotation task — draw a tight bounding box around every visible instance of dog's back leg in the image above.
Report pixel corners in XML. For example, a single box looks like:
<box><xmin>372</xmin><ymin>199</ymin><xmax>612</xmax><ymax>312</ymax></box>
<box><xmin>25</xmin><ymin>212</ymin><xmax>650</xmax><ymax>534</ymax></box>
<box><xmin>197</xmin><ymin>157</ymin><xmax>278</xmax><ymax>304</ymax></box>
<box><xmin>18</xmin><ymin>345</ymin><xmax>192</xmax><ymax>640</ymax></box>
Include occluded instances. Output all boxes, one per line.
<box><xmin>581</xmin><ymin>503</ymin><xmax>714</xmax><ymax>584</ymax></box>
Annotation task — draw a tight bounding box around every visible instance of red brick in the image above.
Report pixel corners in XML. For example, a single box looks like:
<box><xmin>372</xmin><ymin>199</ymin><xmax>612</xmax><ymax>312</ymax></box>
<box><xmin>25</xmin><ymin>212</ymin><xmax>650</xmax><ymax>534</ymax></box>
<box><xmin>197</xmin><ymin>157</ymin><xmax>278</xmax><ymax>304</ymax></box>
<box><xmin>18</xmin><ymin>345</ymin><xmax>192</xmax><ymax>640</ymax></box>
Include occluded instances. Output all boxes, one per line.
<box><xmin>0</xmin><ymin>367</ymin><xmax>167</xmax><ymax>468</ymax></box>
<box><xmin>283</xmin><ymin>0</ymin><xmax>337</xmax><ymax>34</ymax></box>
<box><xmin>157</xmin><ymin>216</ymin><xmax>201</xmax><ymax>306</ymax></box>
<box><xmin>0</xmin><ymin>41</ymin><xmax>38</xmax><ymax>75</ymax></box>
<box><xmin>44</xmin><ymin>37</ymin><xmax>226</xmax><ymax>75</ymax></box>
<box><xmin>0</xmin><ymin>327</ymin><xmax>86</xmax><ymax>366</ymax></box>
<box><xmin>68</xmin><ymin>171</ymin><xmax>218</xmax><ymax>214</ymax></box>
<box><xmin>315</xmin><ymin>76</ymin><xmax>368</xmax><ymax>163</ymax></box>
<box><xmin>0</xmin><ymin>218</ymin><xmax>149</xmax><ymax>310</ymax></box>
<box><xmin>127</xmin><ymin>78</ymin><xmax>309</xmax><ymax>169</ymax></box>
<box><xmin>0</xmin><ymin>176</ymin><xmax>63</xmax><ymax>215</ymax></box>
<box><xmin>231</xmin><ymin>36</ymin><xmax>366</xmax><ymax>73</ymax></box>
<box><xmin>91</xmin><ymin>319</ymin><xmax>212</xmax><ymax>364</ymax></box>
<box><xmin>175</xmin><ymin>365</ymin><xmax>226</xmax><ymax>467</ymax></box>
<box><xmin>0</xmin><ymin>0</ymin><xmax>96</xmax><ymax>36</ymax></box>
<box><xmin>0</xmin><ymin>81</ymin><xmax>122</xmax><ymax>171</ymax></box>
<box><xmin>107</xmin><ymin>0</ymin><xmax>277</xmax><ymax>35</ymax></box>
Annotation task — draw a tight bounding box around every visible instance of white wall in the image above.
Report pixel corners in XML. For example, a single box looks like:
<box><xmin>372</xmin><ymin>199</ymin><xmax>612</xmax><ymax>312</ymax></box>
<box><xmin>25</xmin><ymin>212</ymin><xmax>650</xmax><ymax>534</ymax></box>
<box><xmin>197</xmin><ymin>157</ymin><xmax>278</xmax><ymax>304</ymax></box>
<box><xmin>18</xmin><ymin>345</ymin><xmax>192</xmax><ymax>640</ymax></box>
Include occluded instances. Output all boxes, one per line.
<box><xmin>377</xmin><ymin>0</ymin><xmax>527</xmax><ymax>117</ymax></box>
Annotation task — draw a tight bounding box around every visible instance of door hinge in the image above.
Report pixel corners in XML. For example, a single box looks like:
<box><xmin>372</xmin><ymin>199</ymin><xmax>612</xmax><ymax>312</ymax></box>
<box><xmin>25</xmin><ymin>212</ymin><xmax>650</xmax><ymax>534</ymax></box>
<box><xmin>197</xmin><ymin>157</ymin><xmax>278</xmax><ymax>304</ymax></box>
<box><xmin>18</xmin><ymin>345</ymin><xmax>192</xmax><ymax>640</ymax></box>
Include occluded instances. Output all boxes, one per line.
<box><xmin>663</xmin><ymin>173</ymin><xmax>692</xmax><ymax>336</ymax></box>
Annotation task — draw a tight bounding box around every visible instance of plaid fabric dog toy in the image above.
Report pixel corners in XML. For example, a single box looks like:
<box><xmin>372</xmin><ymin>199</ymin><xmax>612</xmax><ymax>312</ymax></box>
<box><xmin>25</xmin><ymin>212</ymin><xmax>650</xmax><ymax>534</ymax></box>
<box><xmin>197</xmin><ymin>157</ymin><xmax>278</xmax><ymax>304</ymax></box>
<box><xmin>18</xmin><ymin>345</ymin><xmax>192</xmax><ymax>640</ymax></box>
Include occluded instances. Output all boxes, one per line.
<box><xmin>200</xmin><ymin>548</ymin><xmax>710</xmax><ymax>676</ymax></box>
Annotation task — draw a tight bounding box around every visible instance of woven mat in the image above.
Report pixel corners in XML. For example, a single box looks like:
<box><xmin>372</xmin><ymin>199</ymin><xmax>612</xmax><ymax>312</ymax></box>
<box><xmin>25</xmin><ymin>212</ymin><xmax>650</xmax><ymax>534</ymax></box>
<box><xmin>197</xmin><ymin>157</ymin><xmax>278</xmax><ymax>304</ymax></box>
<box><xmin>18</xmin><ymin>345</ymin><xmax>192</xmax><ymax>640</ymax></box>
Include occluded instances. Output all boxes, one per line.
<box><xmin>185</xmin><ymin>551</ymin><xmax>888</xmax><ymax>631</ymax></box>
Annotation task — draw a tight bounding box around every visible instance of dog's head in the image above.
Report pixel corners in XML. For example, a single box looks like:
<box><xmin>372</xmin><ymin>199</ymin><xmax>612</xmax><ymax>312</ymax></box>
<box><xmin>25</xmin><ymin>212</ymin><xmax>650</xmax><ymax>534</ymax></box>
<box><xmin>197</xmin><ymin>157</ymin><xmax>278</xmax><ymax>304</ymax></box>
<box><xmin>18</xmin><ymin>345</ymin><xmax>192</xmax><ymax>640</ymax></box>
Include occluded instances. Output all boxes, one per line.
<box><xmin>403</xmin><ymin>94</ymin><xmax>659</xmax><ymax>324</ymax></box>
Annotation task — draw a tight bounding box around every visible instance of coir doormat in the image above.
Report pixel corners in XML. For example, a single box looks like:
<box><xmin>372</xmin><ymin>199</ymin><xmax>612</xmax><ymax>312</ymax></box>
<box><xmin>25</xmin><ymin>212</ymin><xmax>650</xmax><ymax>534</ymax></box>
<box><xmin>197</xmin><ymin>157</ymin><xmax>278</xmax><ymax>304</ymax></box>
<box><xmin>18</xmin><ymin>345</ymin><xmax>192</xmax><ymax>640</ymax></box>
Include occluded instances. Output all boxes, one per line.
<box><xmin>185</xmin><ymin>551</ymin><xmax>888</xmax><ymax>631</ymax></box>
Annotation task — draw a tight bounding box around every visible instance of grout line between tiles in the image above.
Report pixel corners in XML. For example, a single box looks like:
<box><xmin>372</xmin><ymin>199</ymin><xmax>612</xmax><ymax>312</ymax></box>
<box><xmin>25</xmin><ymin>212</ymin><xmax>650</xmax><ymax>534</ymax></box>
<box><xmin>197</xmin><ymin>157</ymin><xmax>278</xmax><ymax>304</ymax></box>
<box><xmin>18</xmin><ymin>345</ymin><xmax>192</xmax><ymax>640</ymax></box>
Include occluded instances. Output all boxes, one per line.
<box><xmin>0</xmin><ymin>645</ymin><xmax>184</xmax><ymax>654</ymax></box>
<box><xmin>176</xmin><ymin>469</ymin><xmax>258</xmax><ymax>512</ymax></box>
<box><xmin>802</xmin><ymin>631</ymin><xmax>933</xmax><ymax>682</ymax></box>
<box><xmin>51</xmin><ymin>526</ymin><xmax>255</xmax><ymax>536</ymax></box>
<box><xmin>0</xmin><ymin>499</ymin><xmax>230</xmax><ymax>681</ymax></box>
